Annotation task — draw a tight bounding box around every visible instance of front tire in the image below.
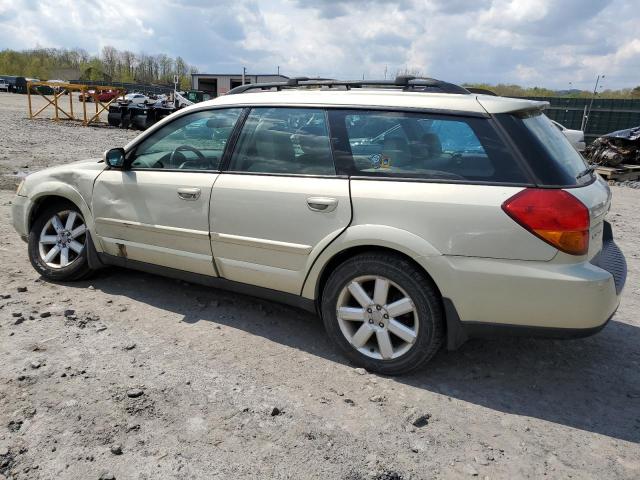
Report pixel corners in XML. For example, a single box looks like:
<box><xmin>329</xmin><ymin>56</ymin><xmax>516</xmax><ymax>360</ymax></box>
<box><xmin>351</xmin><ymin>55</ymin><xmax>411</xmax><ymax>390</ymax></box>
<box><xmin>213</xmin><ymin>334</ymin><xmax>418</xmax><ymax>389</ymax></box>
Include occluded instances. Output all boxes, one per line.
<box><xmin>28</xmin><ymin>202</ymin><xmax>92</xmax><ymax>281</ymax></box>
<box><xmin>321</xmin><ymin>253</ymin><xmax>444</xmax><ymax>375</ymax></box>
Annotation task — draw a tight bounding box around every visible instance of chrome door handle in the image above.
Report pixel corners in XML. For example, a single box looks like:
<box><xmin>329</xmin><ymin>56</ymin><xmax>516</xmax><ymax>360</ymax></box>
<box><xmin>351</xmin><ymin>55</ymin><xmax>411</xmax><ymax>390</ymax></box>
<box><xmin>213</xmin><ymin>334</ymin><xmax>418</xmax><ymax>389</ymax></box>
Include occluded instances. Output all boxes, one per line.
<box><xmin>177</xmin><ymin>187</ymin><xmax>201</xmax><ymax>201</ymax></box>
<box><xmin>307</xmin><ymin>197</ymin><xmax>338</xmax><ymax>212</ymax></box>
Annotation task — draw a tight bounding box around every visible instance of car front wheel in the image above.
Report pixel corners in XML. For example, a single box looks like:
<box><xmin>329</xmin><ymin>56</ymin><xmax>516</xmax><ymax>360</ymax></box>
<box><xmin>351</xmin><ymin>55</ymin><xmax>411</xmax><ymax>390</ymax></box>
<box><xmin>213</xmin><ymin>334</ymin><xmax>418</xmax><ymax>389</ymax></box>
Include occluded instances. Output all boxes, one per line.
<box><xmin>321</xmin><ymin>252</ymin><xmax>444</xmax><ymax>375</ymax></box>
<box><xmin>28</xmin><ymin>202</ymin><xmax>92</xmax><ymax>281</ymax></box>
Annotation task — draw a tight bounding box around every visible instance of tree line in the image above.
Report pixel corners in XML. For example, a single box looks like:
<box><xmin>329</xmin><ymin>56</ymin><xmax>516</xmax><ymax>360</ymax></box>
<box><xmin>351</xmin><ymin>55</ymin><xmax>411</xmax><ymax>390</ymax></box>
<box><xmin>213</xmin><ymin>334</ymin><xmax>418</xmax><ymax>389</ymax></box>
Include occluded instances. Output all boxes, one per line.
<box><xmin>0</xmin><ymin>47</ymin><xmax>198</xmax><ymax>89</ymax></box>
<box><xmin>462</xmin><ymin>82</ymin><xmax>640</xmax><ymax>99</ymax></box>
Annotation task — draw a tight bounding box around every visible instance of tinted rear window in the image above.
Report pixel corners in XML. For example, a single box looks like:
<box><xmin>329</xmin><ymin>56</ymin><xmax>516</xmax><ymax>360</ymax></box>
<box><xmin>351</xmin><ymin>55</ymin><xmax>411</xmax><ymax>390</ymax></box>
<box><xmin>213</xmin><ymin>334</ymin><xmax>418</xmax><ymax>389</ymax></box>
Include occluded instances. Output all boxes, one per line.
<box><xmin>496</xmin><ymin>112</ymin><xmax>591</xmax><ymax>186</ymax></box>
<box><xmin>328</xmin><ymin>110</ymin><xmax>529</xmax><ymax>183</ymax></box>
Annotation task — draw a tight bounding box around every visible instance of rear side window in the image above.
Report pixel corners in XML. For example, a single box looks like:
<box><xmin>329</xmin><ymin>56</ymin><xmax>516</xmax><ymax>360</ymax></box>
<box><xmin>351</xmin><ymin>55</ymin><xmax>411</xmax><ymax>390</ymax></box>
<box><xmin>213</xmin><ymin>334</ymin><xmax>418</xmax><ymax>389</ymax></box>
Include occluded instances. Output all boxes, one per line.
<box><xmin>328</xmin><ymin>110</ymin><xmax>528</xmax><ymax>183</ymax></box>
<box><xmin>228</xmin><ymin>107</ymin><xmax>335</xmax><ymax>175</ymax></box>
<box><xmin>521</xmin><ymin>113</ymin><xmax>590</xmax><ymax>184</ymax></box>
<box><xmin>495</xmin><ymin>112</ymin><xmax>590</xmax><ymax>186</ymax></box>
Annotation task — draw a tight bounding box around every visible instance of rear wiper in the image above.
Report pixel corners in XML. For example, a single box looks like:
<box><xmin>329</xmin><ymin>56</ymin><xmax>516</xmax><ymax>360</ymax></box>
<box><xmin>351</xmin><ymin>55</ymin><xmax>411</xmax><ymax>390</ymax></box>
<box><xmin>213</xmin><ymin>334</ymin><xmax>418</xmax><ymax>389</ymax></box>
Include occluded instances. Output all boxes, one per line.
<box><xmin>576</xmin><ymin>165</ymin><xmax>595</xmax><ymax>180</ymax></box>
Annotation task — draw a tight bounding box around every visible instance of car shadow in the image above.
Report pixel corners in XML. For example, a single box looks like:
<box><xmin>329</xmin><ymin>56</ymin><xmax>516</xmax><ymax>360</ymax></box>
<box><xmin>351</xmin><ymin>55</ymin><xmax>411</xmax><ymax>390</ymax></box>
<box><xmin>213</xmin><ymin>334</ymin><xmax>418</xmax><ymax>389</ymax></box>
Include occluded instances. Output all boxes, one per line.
<box><xmin>62</xmin><ymin>267</ymin><xmax>640</xmax><ymax>444</ymax></box>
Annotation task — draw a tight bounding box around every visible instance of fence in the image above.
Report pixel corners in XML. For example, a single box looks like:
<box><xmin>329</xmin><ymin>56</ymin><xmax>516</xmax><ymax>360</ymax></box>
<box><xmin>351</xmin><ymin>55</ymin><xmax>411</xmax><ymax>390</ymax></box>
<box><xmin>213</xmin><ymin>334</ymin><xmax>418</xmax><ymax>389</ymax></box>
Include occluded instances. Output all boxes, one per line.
<box><xmin>527</xmin><ymin>97</ymin><xmax>640</xmax><ymax>144</ymax></box>
<box><xmin>69</xmin><ymin>80</ymin><xmax>174</xmax><ymax>96</ymax></box>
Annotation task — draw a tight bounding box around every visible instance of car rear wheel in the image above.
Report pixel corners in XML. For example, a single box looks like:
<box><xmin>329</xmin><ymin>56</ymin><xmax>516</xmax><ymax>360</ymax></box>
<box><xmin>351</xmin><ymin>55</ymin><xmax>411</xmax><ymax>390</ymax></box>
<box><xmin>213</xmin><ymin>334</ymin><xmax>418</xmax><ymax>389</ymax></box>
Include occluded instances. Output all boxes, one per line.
<box><xmin>321</xmin><ymin>252</ymin><xmax>444</xmax><ymax>375</ymax></box>
<box><xmin>28</xmin><ymin>202</ymin><xmax>92</xmax><ymax>281</ymax></box>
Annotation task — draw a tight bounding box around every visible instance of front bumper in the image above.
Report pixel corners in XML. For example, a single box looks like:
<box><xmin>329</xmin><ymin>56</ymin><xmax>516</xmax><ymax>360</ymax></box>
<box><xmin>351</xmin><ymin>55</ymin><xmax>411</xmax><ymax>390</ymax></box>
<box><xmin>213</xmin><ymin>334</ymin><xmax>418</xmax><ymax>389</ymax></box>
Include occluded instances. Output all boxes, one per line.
<box><xmin>11</xmin><ymin>194</ymin><xmax>30</xmax><ymax>241</ymax></box>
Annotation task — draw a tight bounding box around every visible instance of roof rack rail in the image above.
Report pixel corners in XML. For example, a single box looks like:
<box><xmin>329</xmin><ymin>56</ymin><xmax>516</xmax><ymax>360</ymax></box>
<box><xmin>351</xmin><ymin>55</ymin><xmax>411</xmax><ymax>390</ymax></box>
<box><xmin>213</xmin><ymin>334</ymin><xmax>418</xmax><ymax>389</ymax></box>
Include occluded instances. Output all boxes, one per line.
<box><xmin>227</xmin><ymin>75</ymin><xmax>470</xmax><ymax>95</ymax></box>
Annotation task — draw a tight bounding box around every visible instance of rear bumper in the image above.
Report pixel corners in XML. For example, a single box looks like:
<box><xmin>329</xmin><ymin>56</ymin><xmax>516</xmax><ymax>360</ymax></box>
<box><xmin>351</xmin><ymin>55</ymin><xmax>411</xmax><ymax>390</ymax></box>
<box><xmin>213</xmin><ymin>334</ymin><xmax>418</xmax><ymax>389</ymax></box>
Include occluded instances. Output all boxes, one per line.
<box><xmin>417</xmin><ymin>222</ymin><xmax>627</xmax><ymax>349</ymax></box>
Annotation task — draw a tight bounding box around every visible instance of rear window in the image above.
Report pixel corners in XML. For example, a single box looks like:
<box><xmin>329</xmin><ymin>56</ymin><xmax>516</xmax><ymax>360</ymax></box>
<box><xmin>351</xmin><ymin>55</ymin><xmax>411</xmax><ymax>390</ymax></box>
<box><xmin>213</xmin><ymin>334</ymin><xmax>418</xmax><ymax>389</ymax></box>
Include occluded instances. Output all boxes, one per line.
<box><xmin>328</xmin><ymin>110</ymin><xmax>528</xmax><ymax>183</ymax></box>
<box><xmin>496</xmin><ymin>112</ymin><xmax>591</xmax><ymax>186</ymax></box>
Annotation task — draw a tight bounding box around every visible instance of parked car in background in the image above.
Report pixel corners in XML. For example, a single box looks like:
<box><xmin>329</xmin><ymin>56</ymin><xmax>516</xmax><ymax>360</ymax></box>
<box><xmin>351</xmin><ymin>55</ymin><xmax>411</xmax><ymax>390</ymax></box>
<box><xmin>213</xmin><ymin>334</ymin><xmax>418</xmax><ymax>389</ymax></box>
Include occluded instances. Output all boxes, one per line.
<box><xmin>0</xmin><ymin>79</ymin><xmax>8</xmax><ymax>92</ymax></box>
<box><xmin>124</xmin><ymin>93</ymin><xmax>149</xmax><ymax>104</ymax></box>
<box><xmin>11</xmin><ymin>76</ymin><xmax>626</xmax><ymax>375</ymax></box>
<box><xmin>551</xmin><ymin>119</ymin><xmax>586</xmax><ymax>152</ymax></box>
<box><xmin>97</xmin><ymin>90</ymin><xmax>119</xmax><ymax>103</ymax></box>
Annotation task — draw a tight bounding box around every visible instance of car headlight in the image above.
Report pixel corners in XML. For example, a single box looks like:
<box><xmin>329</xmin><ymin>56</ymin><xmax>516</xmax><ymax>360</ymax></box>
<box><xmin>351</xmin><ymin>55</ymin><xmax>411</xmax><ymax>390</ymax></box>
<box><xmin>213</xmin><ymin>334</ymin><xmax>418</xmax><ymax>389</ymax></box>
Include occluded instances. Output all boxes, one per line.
<box><xmin>16</xmin><ymin>179</ymin><xmax>25</xmax><ymax>196</ymax></box>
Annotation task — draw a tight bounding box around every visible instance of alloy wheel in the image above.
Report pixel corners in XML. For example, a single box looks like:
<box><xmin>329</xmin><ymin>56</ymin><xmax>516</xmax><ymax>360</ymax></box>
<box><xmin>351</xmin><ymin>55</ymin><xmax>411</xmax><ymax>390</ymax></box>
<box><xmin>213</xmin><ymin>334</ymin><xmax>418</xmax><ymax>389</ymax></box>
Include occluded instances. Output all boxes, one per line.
<box><xmin>38</xmin><ymin>210</ymin><xmax>87</xmax><ymax>269</ymax></box>
<box><xmin>336</xmin><ymin>275</ymin><xmax>419</xmax><ymax>360</ymax></box>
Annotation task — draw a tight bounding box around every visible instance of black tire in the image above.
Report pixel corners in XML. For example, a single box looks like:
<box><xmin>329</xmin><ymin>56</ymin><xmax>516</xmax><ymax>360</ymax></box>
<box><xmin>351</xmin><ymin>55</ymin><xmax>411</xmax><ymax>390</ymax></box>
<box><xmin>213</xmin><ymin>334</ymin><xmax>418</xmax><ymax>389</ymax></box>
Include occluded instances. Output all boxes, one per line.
<box><xmin>321</xmin><ymin>252</ymin><xmax>444</xmax><ymax>375</ymax></box>
<box><xmin>28</xmin><ymin>201</ymin><xmax>92</xmax><ymax>282</ymax></box>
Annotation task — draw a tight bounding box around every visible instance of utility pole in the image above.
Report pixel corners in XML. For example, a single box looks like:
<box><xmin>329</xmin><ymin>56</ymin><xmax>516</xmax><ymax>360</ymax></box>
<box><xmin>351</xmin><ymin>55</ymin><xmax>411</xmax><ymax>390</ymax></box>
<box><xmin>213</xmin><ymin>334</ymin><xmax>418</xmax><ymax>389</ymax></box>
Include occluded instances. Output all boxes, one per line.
<box><xmin>277</xmin><ymin>65</ymin><xmax>280</xmax><ymax>76</ymax></box>
<box><xmin>242</xmin><ymin>67</ymin><xmax>246</xmax><ymax>86</ymax></box>
<box><xmin>384</xmin><ymin>65</ymin><xmax>387</xmax><ymax>79</ymax></box>
<box><xmin>582</xmin><ymin>74</ymin><xmax>604</xmax><ymax>131</ymax></box>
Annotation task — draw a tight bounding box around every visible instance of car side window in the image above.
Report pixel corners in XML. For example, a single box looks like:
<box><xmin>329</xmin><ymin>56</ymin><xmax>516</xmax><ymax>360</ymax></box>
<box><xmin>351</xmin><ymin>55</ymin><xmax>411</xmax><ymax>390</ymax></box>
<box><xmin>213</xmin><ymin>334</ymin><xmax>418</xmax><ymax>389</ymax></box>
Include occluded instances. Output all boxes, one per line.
<box><xmin>130</xmin><ymin>108</ymin><xmax>243</xmax><ymax>170</ymax></box>
<box><xmin>228</xmin><ymin>107</ymin><xmax>335</xmax><ymax>175</ymax></box>
<box><xmin>329</xmin><ymin>110</ymin><xmax>528</xmax><ymax>183</ymax></box>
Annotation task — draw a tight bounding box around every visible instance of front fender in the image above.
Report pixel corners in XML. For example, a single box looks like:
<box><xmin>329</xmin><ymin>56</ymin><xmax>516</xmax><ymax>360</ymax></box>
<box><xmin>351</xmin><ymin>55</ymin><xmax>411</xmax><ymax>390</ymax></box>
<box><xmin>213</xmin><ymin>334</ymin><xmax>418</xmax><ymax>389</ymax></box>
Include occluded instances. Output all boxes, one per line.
<box><xmin>301</xmin><ymin>224</ymin><xmax>442</xmax><ymax>299</ymax></box>
<box><xmin>27</xmin><ymin>182</ymin><xmax>96</xmax><ymax>236</ymax></box>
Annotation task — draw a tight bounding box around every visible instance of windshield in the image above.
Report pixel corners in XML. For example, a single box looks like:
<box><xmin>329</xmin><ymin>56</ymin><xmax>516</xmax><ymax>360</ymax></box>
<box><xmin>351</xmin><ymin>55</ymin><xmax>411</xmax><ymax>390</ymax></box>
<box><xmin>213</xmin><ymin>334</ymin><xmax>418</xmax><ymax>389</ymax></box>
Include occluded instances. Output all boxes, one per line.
<box><xmin>521</xmin><ymin>113</ymin><xmax>590</xmax><ymax>183</ymax></box>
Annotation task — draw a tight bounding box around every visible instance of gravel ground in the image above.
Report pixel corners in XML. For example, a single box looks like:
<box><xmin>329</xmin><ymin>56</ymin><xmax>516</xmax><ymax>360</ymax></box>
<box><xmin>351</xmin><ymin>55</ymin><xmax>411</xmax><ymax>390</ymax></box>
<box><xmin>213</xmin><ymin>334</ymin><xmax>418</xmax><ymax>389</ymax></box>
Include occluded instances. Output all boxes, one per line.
<box><xmin>0</xmin><ymin>92</ymin><xmax>639</xmax><ymax>480</ymax></box>
<box><xmin>0</xmin><ymin>92</ymin><xmax>137</xmax><ymax>191</ymax></box>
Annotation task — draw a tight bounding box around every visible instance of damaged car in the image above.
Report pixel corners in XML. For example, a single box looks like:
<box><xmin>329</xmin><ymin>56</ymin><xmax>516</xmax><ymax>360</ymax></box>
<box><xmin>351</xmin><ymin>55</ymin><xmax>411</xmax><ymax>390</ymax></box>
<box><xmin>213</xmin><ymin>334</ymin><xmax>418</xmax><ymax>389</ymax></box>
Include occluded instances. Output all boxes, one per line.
<box><xmin>11</xmin><ymin>76</ymin><xmax>627</xmax><ymax>375</ymax></box>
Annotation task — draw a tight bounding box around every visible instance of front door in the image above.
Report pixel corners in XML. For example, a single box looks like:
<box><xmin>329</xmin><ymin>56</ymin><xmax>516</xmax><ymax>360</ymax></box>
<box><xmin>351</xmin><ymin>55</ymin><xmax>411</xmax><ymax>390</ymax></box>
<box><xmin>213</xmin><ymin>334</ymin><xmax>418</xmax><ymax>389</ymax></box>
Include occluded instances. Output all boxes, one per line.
<box><xmin>92</xmin><ymin>107</ymin><xmax>244</xmax><ymax>276</ymax></box>
<box><xmin>210</xmin><ymin>107</ymin><xmax>351</xmax><ymax>294</ymax></box>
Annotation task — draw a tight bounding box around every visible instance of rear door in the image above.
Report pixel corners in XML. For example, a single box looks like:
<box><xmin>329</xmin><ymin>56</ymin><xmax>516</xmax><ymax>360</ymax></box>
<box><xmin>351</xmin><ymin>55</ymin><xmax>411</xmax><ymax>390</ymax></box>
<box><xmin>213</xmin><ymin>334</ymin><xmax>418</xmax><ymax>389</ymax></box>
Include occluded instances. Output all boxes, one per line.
<box><xmin>92</xmin><ymin>107</ymin><xmax>243</xmax><ymax>275</ymax></box>
<box><xmin>210</xmin><ymin>107</ymin><xmax>351</xmax><ymax>294</ymax></box>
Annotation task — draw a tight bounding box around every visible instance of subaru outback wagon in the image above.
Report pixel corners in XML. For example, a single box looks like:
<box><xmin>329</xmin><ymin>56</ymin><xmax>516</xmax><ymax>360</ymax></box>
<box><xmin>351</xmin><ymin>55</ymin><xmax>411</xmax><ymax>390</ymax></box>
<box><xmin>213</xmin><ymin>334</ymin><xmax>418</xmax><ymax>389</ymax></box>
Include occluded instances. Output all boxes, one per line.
<box><xmin>12</xmin><ymin>76</ymin><xmax>627</xmax><ymax>375</ymax></box>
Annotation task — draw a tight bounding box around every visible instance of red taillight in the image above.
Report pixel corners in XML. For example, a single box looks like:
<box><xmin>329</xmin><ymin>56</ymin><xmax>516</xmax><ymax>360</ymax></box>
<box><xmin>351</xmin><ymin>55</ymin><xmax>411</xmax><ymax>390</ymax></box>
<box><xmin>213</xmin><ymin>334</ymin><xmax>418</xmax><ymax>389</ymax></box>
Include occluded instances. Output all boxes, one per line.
<box><xmin>502</xmin><ymin>189</ymin><xmax>590</xmax><ymax>255</ymax></box>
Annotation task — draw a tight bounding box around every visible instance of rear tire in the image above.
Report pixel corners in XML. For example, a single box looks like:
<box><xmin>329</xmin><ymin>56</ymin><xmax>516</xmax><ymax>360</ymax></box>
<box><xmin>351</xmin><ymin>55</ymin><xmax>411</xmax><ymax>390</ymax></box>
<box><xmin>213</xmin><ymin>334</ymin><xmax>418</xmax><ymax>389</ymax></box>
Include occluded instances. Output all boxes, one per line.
<box><xmin>28</xmin><ymin>201</ymin><xmax>92</xmax><ymax>282</ymax></box>
<box><xmin>321</xmin><ymin>252</ymin><xmax>444</xmax><ymax>375</ymax></box>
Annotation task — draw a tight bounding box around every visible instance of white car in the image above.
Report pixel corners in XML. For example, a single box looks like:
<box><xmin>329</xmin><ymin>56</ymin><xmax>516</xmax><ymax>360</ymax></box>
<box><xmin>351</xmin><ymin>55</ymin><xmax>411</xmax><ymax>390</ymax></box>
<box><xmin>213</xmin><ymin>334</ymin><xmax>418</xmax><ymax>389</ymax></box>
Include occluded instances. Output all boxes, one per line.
<box><xmin>0</xmin><ymin>79</ymin><xmax>9</xmax><ymax>92</ymax></box>
<box><xmin>124</xmin><ymin>93</ymin><xmax>149</xmax><ymax>104</ymax></box>
<box><xmin>11</xmin><ymin>76</ymin><xmax>626</xmax><ymax>375</ymax></box>
<box><xmin>551</xmin><ymin>119</ymin><xmax>586</xmax><ymax>152</ymax></box>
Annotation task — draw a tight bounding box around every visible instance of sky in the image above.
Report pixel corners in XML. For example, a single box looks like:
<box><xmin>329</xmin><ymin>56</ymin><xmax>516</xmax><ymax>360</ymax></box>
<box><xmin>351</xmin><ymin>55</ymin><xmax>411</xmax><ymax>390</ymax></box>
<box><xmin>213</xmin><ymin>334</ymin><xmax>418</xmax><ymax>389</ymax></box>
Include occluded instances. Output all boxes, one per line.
<box><xmin>0</xmin><ymin>0</ymin><xmax>639</xmax><ymax>89</ymax></box>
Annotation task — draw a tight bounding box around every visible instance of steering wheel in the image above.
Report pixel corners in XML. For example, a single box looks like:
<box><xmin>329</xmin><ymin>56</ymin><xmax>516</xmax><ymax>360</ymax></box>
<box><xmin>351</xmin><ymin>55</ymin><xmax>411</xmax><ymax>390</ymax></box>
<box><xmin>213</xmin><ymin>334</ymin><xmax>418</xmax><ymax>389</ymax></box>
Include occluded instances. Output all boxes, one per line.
<box><xmin>169</xmin><ymin>145</ymin><xmax>205</xmax><ymax>168</ymax></box>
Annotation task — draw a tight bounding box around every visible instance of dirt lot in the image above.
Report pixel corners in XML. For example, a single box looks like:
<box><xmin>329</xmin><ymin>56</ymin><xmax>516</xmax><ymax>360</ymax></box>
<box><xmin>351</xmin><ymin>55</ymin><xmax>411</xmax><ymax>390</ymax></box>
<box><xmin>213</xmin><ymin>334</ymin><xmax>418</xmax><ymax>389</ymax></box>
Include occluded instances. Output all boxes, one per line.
<box><xmin>0</xmin><ymin>92</ymin><xmax>137</xmax><ymax>191</ymax></box>
<box><xmin>0</xmin><ymin>92</ymin><xmax>639</xmax><ymax>480</ymax></box>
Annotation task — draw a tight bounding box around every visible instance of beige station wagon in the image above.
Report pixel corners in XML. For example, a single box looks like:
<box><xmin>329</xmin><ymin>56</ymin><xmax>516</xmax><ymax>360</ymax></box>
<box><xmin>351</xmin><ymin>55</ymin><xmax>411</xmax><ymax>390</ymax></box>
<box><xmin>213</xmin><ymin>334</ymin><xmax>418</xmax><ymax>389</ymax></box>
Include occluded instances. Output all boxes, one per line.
<box><xmin>12</xmin><ymin>76</ymin><xmax>627</xmax><ymax>374</ymax></box>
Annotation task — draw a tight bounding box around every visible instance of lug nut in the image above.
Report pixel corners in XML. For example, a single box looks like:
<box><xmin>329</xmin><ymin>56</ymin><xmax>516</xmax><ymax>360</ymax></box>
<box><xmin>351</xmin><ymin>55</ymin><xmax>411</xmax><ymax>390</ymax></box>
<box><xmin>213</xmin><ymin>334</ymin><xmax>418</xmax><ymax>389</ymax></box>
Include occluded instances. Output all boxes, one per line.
<box><xmin>378</xmin><ymin>322</ymin><xmax>384</xmax><ymax>328</ymax></box>
<box><xmin>367</xmin><ymin>308</ymin><xmax>372</xmax><ymax>313</ymax></box>
<box><xmin>368</xmin><ymin>319</ymin><xmax>374</xmax><ymax>324</ymax></box>
<box><xmin>383</xmin><ymin>314</ymin><xmax>389</xmax><ymax>319</ymax></box>
<box><xmin>376</xmin><ymin>305</ymin><xmax>382</xmax><ymax>310</ymax></box>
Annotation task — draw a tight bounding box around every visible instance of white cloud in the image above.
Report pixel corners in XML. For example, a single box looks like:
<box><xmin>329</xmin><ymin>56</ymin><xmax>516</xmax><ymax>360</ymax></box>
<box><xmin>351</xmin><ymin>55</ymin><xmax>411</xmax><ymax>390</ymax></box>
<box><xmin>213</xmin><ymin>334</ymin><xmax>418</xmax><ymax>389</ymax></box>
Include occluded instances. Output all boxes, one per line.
<box><xmin>0</xmin><ymin>0</ymin><xmax>638</xmax><ymax>88</ymax></box>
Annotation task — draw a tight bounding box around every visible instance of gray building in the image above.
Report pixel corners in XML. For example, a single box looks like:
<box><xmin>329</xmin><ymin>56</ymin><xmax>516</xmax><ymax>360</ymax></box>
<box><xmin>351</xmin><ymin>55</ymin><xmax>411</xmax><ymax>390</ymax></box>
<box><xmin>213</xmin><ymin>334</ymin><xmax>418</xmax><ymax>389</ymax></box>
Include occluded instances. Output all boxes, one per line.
<box><xmin>191</xmin><ymin>73</ymin><xmax>289</xmax><ymax>97</ymax></box>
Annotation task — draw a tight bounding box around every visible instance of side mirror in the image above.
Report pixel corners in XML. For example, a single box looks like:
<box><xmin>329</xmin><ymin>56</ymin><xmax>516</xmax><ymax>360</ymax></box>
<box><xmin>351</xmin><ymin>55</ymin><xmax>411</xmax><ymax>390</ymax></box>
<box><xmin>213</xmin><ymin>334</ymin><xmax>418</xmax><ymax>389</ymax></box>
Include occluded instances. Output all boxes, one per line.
<box><xmin>104</xmin><ymin>148</ymin><xmax>126</xmax><ymax>169</ymax></box>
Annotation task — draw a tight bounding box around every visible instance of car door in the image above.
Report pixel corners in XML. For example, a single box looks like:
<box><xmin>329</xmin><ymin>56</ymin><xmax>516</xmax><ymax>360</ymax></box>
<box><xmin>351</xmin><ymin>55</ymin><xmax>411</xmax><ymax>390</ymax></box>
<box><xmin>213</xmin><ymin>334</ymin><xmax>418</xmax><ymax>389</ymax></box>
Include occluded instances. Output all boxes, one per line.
<box><xmin>92</xmin><ymin>107</ymin><xmax>243</xmax><ymax>275</ymax></box>
<box><xmin>210</xmin><ymin>107</ymin><xmax>351</xmax><ymax>294</ymax></box>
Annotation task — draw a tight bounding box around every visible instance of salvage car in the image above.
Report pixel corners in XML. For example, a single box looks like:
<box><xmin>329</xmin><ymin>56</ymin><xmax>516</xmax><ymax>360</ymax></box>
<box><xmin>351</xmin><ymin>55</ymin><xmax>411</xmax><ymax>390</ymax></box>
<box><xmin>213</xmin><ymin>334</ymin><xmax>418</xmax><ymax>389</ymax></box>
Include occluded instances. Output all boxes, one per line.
<box><xmin>124</xmin><ymin>92</ymin><xmax>149</xmax><ymax>104</ymax></box>
<box><xmin>11</xmin><ymin>76</ymin><xmax>627</xmax><ymax>374</ymax></box>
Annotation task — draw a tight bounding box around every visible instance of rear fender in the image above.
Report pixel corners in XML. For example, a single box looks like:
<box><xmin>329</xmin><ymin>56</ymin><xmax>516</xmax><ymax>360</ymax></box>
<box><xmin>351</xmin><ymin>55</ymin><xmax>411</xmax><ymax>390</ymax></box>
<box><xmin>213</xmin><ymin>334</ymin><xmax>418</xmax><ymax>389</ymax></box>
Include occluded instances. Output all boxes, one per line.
<box><xmin>301</xmin><ymin>224</ymin><xmax>442</xmax><ymax>299</ymax></box>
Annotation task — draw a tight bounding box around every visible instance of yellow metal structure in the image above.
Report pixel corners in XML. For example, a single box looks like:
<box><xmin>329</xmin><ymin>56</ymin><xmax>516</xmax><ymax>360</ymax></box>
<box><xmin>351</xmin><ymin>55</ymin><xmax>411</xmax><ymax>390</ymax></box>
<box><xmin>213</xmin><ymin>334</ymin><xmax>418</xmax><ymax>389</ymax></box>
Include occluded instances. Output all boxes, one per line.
<box><xmin>26</xmin><ymin>81</ymin><xmax>126</xmax><ymax>126</ymax></box>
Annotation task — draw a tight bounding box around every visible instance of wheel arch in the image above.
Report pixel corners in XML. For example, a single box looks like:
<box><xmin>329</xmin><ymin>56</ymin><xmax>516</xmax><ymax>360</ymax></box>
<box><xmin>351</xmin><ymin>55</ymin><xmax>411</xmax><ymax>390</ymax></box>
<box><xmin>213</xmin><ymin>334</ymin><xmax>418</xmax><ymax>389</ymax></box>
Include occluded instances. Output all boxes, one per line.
<box><xmin>302</xmin><ymin>224</ymin><xmax>445</xmax><ymax>305</ymax></box>
<box><xmin>27</xmin><ymin>184</ymin><xmax>95</xmax><ymax>233</ymax></box>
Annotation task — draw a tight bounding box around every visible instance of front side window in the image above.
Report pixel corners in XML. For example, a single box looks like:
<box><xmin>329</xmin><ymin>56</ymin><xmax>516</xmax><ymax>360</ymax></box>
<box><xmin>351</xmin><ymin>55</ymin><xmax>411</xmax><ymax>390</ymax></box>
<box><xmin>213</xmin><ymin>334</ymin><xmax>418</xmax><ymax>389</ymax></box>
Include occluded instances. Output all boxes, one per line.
<box><xmin>228</xmin><ymin>107</ymin><xmax>335</xmax><ymax>175</ymax></box>
<box><xmin>329</xmin><ymin>110</ymin><xmax>528</xmax><ymax>183</ymax></box>
<box><xmin>130</xmin><ymin>108</ymin><xmax>243</xmax><ymax>170</ymax></box>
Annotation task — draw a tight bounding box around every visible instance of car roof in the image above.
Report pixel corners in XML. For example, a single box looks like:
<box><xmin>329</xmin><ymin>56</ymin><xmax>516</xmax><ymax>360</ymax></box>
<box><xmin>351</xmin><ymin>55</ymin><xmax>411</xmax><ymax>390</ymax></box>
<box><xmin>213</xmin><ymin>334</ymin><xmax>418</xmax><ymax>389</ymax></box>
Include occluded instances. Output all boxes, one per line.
<box><xmin>196</xmin><ymin>89</ymin><xmax>548</xmax><ymax>115</ymax></box>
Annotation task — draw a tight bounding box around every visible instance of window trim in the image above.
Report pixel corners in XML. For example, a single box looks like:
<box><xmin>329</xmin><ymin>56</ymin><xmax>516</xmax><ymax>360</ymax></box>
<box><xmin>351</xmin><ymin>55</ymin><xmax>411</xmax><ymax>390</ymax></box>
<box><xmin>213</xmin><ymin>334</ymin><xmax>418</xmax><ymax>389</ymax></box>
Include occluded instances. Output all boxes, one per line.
<box><xmin>124</xmin><ymin>106</ymin><xmax>247</xmax><ymax>173</ymax></box>
<box><xmin>222</xmin><ymin>106</ymin><xmax>339</xmax><ymax>177</ymax></box>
